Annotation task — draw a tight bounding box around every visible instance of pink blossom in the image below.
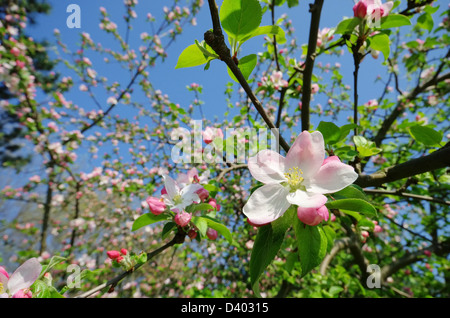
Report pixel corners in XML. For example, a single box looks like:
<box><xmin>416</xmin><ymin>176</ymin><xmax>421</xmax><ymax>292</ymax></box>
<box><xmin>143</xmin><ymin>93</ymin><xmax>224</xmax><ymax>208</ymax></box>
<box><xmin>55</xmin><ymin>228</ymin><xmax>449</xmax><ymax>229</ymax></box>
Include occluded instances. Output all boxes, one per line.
<box><xmin>297</xmin><ymin>205</ymin><xmax>329</xmax><ymax>226</ymax></box>
<box><xmin>146</xmin><ymin>196</ymin><xmax>166</xmax><ymax>215</ymax></box>
<box><xmin>106</xmin><ymin>250</ymin><xmax>121</xmax><ymax>260</ymax></box>
<box><xmin>174</xmin><ymin>211</ymin><xmax>192</xmax><ymax>227</ymax></box>
<box><xmin>203</xmin><ymin>127</ymin><xmax>224</xmax><ymax>145</ymax></box>
<box><xmin>0</xmin><ymin>258</ymin><xmax>41</xmax><ymax>298</ymax></box>
<box><xmin>206</xmin><ymin>228</ymin><xmax>218</xmax><ymax>240</ymax></box>
<box><xmin>243</xmin><ymin>131</ymin><xmax>358</xmax><ymax>225</ymax></box>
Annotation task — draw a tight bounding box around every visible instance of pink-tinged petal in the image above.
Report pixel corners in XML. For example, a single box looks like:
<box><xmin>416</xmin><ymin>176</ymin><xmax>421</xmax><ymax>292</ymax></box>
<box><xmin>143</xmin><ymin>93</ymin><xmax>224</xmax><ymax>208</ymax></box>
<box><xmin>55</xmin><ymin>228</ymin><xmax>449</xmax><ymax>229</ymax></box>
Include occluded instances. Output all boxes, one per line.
<box><xmin>248</xmin><ymin>149</ymin><xmax>286</xmax><ymax>184</ymax></box>
<box><xmin>0</xmin><ymin>272</ymin><xmax>8</xmax><ymax>286</ymax></box>
<box><xmin>7</xmin><ymin>258</ymin><xmax>42</xmax><ymax>296</ymax></box>
<box><xmin>322</xmin><ymin>155</ymin><xmax>341</xmax><ymax>166</ymax></box>
<box><xmin>285</xmin><ymin>131</ymin><xmax>325</xmax><ymax>178</ymax></box>
<box><xmin>163</xmin><ymin>175</ymin><xmax>179</xmax><ymax>199</ymax></box>
<box><xmin>243</xmin><ymin>183</ymin><xmax>291</xmax><ymax>225</ymax></box>
<box><xmin>0</xmin><ymin>266</ymin><xmax>9</xmax><ymax>280</ymax></box>
<box><xmin>297</xmin><ymin>206</ymin><xmax>324</xmax><ymax>226</ymax></box>
<box><xmin>307</xmin><ymin>160</ymin><xmax>358</xmax><ymax>194</ymax></box>
<box><xmin>286</xmin><ymin>190</ymin><xmax>327</xmax><ymax>209</ymax></box>
<box><xmin>317</xmin><ymin>205</ymin><xmax>329</xmax><ymax>221</ymax></box>
<box><xmin>381</xmin><ymin>1</ymin><xmax>393</xmax><ymax>16</ymax></box>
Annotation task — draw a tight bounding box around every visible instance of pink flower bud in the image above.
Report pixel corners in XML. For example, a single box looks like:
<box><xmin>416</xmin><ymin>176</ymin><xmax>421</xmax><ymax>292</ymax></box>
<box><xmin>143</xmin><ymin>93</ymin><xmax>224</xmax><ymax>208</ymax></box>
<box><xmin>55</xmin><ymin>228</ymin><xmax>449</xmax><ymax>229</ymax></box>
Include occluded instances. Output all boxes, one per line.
<box><xmin>424</xmin><ymin>250</ymin><xmax>432</xmax><ymax>257</ymax></box>
<box><xmin>297</xmin><ymin>205</ymin><xmax>329</xmax><ymax>226</ymax></box>
<box><xmin>208</xmin><ymin>198</ymin><xmax>221</xmax><ymax>211</ymax></box>
<box><xmin>120</xmin><ymin>248</ymin><xmax>128</xmax><ymax>255</ymax></box>
<box><xmin>361</xmin><ymin>230</ymin><xmax>370</xmax><ymax>238</ymax></box>
<box><xmin>0</xmin><ymin>266</ymin><xmax>9</xmax><ymax>279</ymax></box>
<box><xmin>195</xmin><ymin>187</ymin><xmax>209</xmax><ymax>201</ymax></box>
<box><xmin>146</xmin><ymin>196</ymin><xmax>166</xmax><ymax>215</ymax></box>
<box><xmin>161</xmin><ymin>187</ymin><xmax>167</xmax><ymax>195</ymax></box>
<box><xmin>174</xmin><ymin>211</ymin><xmax>192</xmax><ymax>227</ymax></box>
<box><xmin>353</xmin><ymin>1</ymin><xmax>368</xmax><ymax>19</ymax></box>
<box><xmin>188</xmin><ymin>229</ymin><xmax>197</xmax><ymax>239</ymax></box>
<box><xmin>374</xmin><ymin>225</ymin><xmax>383</xmax><ymax>233</ymax></box>
<box><xmin>116</xmin><ymin>256</ymin><xmax>124</xmax><ymax>263</ymax></box>
<box><xmin>13</xmin><ymin>289</ymin><xmax>33</xmax><ymax>298</ymax></box>
<box><xmin>107</xmin><ymin>250</ymin><xmax>121</xmax><ymax>260</ymax></box>
<box><xmin>206</xmin><ymin>228</ymin><xmax>218</xmax><ymax>240</ymax></box>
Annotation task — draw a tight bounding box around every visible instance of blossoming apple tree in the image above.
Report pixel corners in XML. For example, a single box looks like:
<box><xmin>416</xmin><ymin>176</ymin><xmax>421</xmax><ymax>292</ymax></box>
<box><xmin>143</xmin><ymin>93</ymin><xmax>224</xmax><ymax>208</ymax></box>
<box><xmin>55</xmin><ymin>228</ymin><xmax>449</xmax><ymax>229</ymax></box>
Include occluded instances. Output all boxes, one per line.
<box><xmin>0</xmin><ymin>0</ymin><xmax>449</xmax><ymax>298</ymax></box>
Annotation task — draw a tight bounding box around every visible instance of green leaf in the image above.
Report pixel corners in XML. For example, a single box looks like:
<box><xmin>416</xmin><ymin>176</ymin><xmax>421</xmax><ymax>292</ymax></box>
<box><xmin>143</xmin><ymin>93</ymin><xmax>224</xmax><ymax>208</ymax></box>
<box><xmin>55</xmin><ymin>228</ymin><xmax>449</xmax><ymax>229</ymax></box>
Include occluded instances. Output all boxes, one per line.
<box><xmin>201</xmin><ymin>216</ymin><xmax>233</xmax><ymax>243</ymax></box>
<box><xmin>239</xmin><ymin>25</ymin><xmax>286</xmax><ymax>46</ymax></box>
<box><xmin>333</xmin><ymin>184</ymin><xmax>369</xmax><ymax>201</ymax></box>
<box><xmin>380</xmin><ymin>14</ymin><xmax>411</xmax><ymax>29</ymax></box>
<box><xmin>132</xmin><ymin>213</ymin><xmax>169</xmax><ymax>231</ymax></box>
<box><xmin>220</xmin><ymin>0</ymin><xmax>262</xmax><ymax>42</ymax></box>
<box><xmin>191</xmin><ymin>216</ymin><xmax>208</xmax><ymax>237</ymax></box>
<box><xmin>175</xmin><ymin>42</ymin><xmax>217</xmax><ymax>69</ymax></box>
<box><xmin>317</xmin><ymin>121</ymin><xmax>341</xmax><ymax>145</ymax></box>
<box><xmin>32</xmin><ymin>280</ymin><xmax>51</xmax><ymax>298</ymax></box>
<box><xmin>369</xmin><ymin>33</ymin><xmax>390</xmax><ymax>61</ymax></box>
<box><xmin>416</xmin><ymin>12</ymin><xmax>433</xmax><ymax>32</ymax></box>
<box><xmin>323</xmin><ymin>225</ymin><xmax>336</xmax><ymax>253</ymax></box>
<box><xmin>227</xmin><ymin>54</ymin><xmax>257</xmax><ymax>82</ymax></box>
<box><xmin>353</xmin><ymin>135</ymin><xmax>382</xmax><ymax>157</ymax></box>
<box><xmin>335</xmin><ymin>17</ymin><xmax>361</xmax><ymax>35</ymax></box>
<box><xmin>39</xmin><ymin>256</ymin><xmax>66</xmax><ymax>279</ymax></box>
<box><xmin>249</xmin><ymin>207</ymin><xmax>293</xmax><ymax>296</ymax></box>
<box><xmin>408</xmin><ymin>125</ymin><xmax>443</xmax><ymax>147</ymax></box>
<box><xmin>162</xmin><ymin>222</ymin><xmax>177</xmax><ymax>239</ymax></box>
<box><xmin>294</xmin><ymin>219</ymin><xmax>328</xmax><ymax>277</ymax></box>
<box><xmin>326</xmin><ymin>198</ymin><xmax>378</xmax><ymax>218</ymax></box>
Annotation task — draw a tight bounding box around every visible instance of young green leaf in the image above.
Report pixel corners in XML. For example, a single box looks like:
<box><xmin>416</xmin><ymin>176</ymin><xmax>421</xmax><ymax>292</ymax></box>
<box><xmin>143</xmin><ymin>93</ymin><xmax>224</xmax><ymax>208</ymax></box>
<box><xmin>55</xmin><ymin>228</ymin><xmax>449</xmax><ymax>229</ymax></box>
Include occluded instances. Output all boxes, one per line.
<box><xmin>317</xmin><ymin>121</ymin><xmax>341</xmax><ymax>145</ymax></box>
<box><xmin>175</xmin><ymin>42</ymin><xmax>218</xmax><ymax>69</ymax></box>
<box><xmin>132</xmin><ymin>213</ymin><xmax>170</xmax><ymax>231</ymax></box>
<box><xmin>380</xmin><ymin>14</ymin><xmax>411</xmax><ymax>29</ymax></box>
<box><xmin>220</xmin><ymin>0</ymin><xmax>262</xmax><ymax>43</ymax></box>
<box><xmin>227</xmin><ymin>54</ymin><xmax>257</xmax><ymax>82</ymax></box>
<box><xmin>326</xmin><ymin>198</ymin><xmax>378</xmax><ymax>218</ymax></box>
<box><xmin>353</xmin><ymin>135</ymin><xmax>382</xmax><ymax>157</ymax></box>
<box><xmin>369</xmin><ymin>33</ymin><xmax>390</xmax><ymax>61</ymax></box>
<box><xmin>239</xmin><ymin>25</ymin><xmax>286</xmax><ymax>46</ymax></box>
<box><xmin>294</xmin><ymin>218</ymin><xmax>328</xmax><ymax>277</ymax></box>
<box><xmin>408</xmin><ymin>125</ymin><xmax>443</xmax><ymax>147</ymax></box>
<box><xmin>249</xmin><ymin>207</ymin><xmax>293</xmax><ymax>296</ymax></box>
<box><xmin>335</xmin><ymin>17</ymin><xmax>361</xmax><ymax>35</ymax></box>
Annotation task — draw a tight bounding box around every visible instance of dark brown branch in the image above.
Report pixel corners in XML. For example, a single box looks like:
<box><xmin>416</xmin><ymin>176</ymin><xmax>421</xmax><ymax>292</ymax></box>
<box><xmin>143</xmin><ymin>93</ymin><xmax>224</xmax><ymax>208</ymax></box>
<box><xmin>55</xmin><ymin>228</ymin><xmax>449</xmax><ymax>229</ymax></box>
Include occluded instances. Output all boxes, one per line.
<box><xmin>355</xmin><ymin>145</ymin><xmax>450</xmax><ymax>188</ymax></box>
<box><xmin>300</xmin><ymin>0</ymin><xmax>324</xmax><ymax>132</ymax></box>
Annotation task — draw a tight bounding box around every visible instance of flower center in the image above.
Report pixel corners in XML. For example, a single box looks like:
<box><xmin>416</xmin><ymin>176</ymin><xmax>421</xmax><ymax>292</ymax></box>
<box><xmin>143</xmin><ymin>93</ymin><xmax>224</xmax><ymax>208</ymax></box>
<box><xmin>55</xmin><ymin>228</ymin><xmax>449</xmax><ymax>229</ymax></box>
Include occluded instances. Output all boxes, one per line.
<box><xmin>284</xmin><ymin>167</ymin><xmax>304</xmax><ymax>190</ymax></box>
<box><xmin>173</xmin><ymin>194</ymin><xmax>183</xmax><ymax>205</ymax></box>
<box><xmin>0</xmin><ymin>282</ymin><xmax>3</xmax><ymax>294</ymax></box>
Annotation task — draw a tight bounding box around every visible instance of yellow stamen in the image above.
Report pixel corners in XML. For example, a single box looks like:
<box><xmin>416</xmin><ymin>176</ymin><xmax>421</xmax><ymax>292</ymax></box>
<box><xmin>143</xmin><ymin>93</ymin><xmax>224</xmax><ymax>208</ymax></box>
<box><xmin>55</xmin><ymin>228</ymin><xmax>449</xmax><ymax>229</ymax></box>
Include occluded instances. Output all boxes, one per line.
<box><xmin>284</xmin><ymin>167</ymin><xmax>304</xmax><ymax>190</ymax></box>
<box><xmin>0</xmin><ymin>282</ymin><xmax>4</xmax><ymax>294</ymax></box>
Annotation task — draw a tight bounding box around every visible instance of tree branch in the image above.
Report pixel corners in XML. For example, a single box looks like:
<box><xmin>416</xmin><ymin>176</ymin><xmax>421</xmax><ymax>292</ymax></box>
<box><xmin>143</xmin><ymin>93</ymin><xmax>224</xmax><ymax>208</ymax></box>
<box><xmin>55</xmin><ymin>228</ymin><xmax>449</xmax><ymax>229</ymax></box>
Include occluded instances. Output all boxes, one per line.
<box><xmin>300</xmin><ymin>0</ymin><xmax>324</xmax><ymax>131</ymax></box>
<box><xmin>74</xmin><ymin>232</ymin><xmax>185</xmax><ymax>298</ymax></box>
<box><xmin>364</xmin><ymin>188</ymin><xmax>450</xmax><ymax>206</ymax></box>
<box><xmin>355</xmin><ymin>145</ymin><xmax>450</xmax><ymax>188</ymax></box>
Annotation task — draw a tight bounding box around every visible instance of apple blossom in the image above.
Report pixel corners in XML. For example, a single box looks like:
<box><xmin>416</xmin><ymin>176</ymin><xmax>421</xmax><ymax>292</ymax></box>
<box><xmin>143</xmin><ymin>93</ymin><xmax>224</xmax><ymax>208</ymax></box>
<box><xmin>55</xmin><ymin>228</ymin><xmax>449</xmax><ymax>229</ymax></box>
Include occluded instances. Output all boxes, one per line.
<box><xmin>297</xmin><ymin>205</ymin><xmax>329</xmax><ymax>226</ymax></box>
<box><xmin>243</xmin><ymin>131</ymin><xmax>358</xmax><ymax>225</ymax></box>
<box><xmin>146</xmin><ymin>196</ymin><xmax>166</xmax><ymax>215</ymax></box>
<box><xmin>174</xmin><ymin>211</ymin><xmax>192</xmax><ymax>227</ymax></box>
<box><xmin>353</xmin><ymin>0</ymin><xmax>393</xmax><ymax>20</ymax></box>
<box><xmin>0</xmin><ymin>258</ymin><xmax>41</xmax><ymax>298</ymax></box>
<box><xmin>161</xmin><ymin>175</ymin><xmax>203</xmax><ymax>211</ymax></box>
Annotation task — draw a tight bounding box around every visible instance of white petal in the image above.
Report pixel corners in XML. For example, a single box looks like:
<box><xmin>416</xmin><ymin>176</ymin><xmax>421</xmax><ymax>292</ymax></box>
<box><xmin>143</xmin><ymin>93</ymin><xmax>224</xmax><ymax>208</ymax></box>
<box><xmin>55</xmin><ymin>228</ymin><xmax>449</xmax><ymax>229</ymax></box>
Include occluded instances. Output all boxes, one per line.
<box><xmin>243</xmin><ymin>183</ymin><xmax>291</xmax><ymax>225</ymax></box>
<box><xmin>248</xmin><ymin>149</ymin><xmax>286</xmax><ymax>184</ymax></box>
<box><xmin>163</xmin><ymin>175</ymin><xmax>179</xmax><ymax>199</ymax></box>
<box><xmin>7</xmin><ymin>258</ymin><xmax>41</xmax><ymax>296</ymax></box>
<box><xmin>307</xmin><ymin>160</ymin><xmax>358</xmax><ymax>194</ymax></box>
<box><xmin>286</xmin><ymin>190</ymin><xmax>327</xmax><ymax>209</ymax></box>
<box><xmin>285</xmin><ymin>131</ymin><xmax>325</xmax><ymax>179</ymax></box>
